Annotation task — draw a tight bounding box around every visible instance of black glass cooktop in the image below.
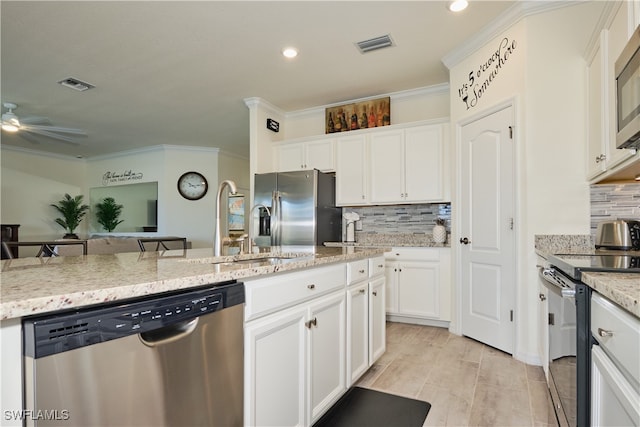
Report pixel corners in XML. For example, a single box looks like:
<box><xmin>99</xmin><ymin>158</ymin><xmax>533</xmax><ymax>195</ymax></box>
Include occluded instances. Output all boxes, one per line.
<box><xmin>549</xmin><ymin>253</ymin><xmax>640</xmax><ymax>280</ymax></box>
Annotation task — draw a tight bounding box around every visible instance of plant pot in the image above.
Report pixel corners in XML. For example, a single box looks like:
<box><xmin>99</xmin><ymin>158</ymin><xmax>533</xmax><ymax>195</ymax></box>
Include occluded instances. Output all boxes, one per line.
<box><xmin>63</xmin><ymin>233</ymin><xmax>79</xmax><ymax>239</ymax></box>
<box><xmin>432</xmin><ymin>225</ymin><xmax>446</xmax><ymax>243</ymax></box>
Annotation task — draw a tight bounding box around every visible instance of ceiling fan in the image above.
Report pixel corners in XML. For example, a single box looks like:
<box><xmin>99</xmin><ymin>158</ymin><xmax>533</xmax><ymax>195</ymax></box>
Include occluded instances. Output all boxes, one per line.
<box><xmin>1</xmin><ymin>102</ymin><xmax>87</xmax><ymax>144</ymax></box>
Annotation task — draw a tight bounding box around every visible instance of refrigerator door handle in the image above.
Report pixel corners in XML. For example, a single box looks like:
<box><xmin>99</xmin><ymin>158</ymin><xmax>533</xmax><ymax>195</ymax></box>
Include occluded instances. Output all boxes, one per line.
<box><xmin>271</xmin><ymin>191</ymin><xmax>281</xmax><ymax>246</ymax></box>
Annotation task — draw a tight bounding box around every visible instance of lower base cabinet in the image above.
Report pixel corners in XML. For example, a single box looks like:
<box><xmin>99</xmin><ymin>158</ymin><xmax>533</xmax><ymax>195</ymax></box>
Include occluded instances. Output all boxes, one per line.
<box><xmin>244</xmin><ymin>259</ymin><xmax>384</xmax><ymax>427</ymax></box>
<box><xmin>384</xmin><ymin>248</ymin><xmax>451</xmax><ymax>324</ymax></box>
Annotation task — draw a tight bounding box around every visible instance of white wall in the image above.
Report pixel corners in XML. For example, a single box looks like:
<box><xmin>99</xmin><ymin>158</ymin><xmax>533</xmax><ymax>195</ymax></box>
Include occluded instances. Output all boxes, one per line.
<box><xmin>447</xmin><ymin>2</ymin><xmax>604</xmax><ymax>364</ymax></box>
<box><xmin>1</xmin><ymin>147</ymin><xmax>86</xmax><ymax>239</ymax></box>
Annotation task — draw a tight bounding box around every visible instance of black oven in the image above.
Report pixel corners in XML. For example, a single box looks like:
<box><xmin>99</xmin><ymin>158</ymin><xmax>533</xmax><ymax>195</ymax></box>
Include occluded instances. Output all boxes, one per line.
<box><xmin>540</xmin><ymin>253</ymin><xmax>640</xmax><ymax>427</ymax></box>
<box><xmin>539</xmin><ymin>265</ymin><xmax>590</xmax><ymax>427</ymax></box>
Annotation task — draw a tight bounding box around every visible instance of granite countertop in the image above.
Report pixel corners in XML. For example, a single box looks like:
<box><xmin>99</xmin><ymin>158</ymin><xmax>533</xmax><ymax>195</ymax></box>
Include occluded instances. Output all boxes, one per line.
<box><xmin>0</xmin><ymin>246</ymin><xmax>387</xmax><ymax>321</ymax></box>
<box><xmin>535</xmin><ymin>234</ymin><xmax>639</xmax><ymax>319</ymax></box>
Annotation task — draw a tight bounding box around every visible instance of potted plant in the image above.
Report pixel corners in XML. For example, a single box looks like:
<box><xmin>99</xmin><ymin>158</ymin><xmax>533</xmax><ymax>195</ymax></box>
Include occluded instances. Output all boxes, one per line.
<box><xmin>95</xmin><ymin>197</ymin><xmax>124</xmax><ymax>232</ymax></box>
<box><xmin>50</xmin><ymin>193</ymin><xmax>90</xmax><ymax>239</ymax></box>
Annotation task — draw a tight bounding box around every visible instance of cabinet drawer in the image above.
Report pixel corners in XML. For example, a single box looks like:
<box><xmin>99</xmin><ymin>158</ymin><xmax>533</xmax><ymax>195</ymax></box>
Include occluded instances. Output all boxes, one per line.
<box><xmin>347</xmin><ymin>259</ymin><xmax>369</xmax><ymax>284</ymax></box>
<box><xmin>245</xmin><ymin>264</ymin><xmax>347</xmax><ymax>321</ymax></box>
<box><xmin>369</xmin><ymin>256</ymin><xmax>385</xmax><ymax>277</ymax></box>
<box><xmin>591</xmin><ymin>293</ymin><xmax>640</xmax><ymax>383</ymax></box>
<box><xmin>384</xmin><ymin>247</ymin><xmax>441</xmax><ymax>261</ymax></box>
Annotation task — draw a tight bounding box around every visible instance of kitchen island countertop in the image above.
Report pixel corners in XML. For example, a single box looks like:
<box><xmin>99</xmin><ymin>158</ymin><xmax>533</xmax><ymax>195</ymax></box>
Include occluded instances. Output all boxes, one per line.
<box><xmin>0</xmin><ymin>246</ymin><xmax>387</xmax><ymax>320</ymax></box>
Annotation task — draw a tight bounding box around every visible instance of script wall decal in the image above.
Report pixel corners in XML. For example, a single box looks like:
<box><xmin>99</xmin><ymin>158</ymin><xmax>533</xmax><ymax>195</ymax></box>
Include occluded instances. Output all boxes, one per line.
<box><xmin>102</xmin><ymin>170</ymin><xmax>144</xmax><ymax>186</ymax></box>
<box><xmin>457</xmin><ymin>37</ymin><xmax>517</xmax><ymax>110</ymax></box>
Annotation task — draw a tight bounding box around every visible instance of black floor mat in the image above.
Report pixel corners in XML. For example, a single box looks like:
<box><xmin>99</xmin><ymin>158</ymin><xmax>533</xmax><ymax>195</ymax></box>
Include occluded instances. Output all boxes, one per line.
<box><xmin>313</xmin><ymin>386</ymin><xmax>431</xmax><ymax>427</ymax></box>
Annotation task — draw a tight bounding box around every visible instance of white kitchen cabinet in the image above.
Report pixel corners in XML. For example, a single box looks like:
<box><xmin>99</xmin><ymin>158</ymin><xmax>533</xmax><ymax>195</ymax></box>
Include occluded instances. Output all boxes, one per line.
<box><xmin>590</xmin><ymin>292</ymin><xmax>640</xmax><ymax>426</ymax></box>
<box><xmin>384</xmin><ymin>247</ymin><xmax>451</xmax><ymax>325</ymax></box>
<box><xmin>245</xmin><ymin>305</ymin><xmax>307</xmax><ymax>427</ymax></box>
<box><xmin>369</xmin><ymin>124</ymin><xmax>446</xmax><ymax>204</ymax></box>
<box><xmin>336</xmin><ymin>134</ymin><xmax>368</xmax><ymax>206</ymax></box>
<box><xmin>345</xmin><ymin>256</ymin><xmax>386</xmax><ymax>387</ymax></box>
<box><xmin>308</xmin><ymin>291</ymin><xmax>347</xmax><ymax>424</ymax></box>
<box><xmin>585</xmin><ymin>2</ymin><xmax>637</xmax><ymax>181</ymax></box>
<box><xmin>276</xmin><ymin>138</ymin><xmax>335</xmax><ymax>172</ymax></box>
<box><xmin>346</xmin><ymin>281</ymin><xmax>369</xmax><ymax>386</ymax></box>
<box><xmin>369</xmin><ymin>275</ymin><xmax>386</xmax><ymax>363</ymax></box>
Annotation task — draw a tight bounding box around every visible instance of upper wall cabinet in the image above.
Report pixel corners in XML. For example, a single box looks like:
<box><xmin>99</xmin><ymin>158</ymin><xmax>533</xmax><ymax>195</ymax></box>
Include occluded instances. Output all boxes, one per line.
<box><xmin>275</xmin><ymin>138</ymin><xmax>335</xmax><ymax>172</ymax></box>
<box><xmin>369</xmin><ymin>125</ymin><xmax>446</xmax><ymax>204</ymax></box>
<box><xmin>336</xmin><ymin>134</ymin><xmax>369</xmax><ymax>206</ymax></box>
<box><xmin>586</xmin><ymin>2</ymin><xmax>638</xmax><ymax>180</ymax></box>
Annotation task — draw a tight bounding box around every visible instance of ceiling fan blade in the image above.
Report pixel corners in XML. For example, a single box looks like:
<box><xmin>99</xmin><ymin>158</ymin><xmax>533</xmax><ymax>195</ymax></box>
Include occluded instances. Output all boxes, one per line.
<box><xmin>21</xmin><ymin>124</ymin><xmax>87</xmax><ymax>136</ymax></box>
<box><xmin>22</xmin><ymin>128</ymin><xmax>82</xmax><ymax>144</ymax></box>
<box><xmin>19</xmin><ymin>116</ymin><xmax>52</xmax><ymax>125</ymax></box>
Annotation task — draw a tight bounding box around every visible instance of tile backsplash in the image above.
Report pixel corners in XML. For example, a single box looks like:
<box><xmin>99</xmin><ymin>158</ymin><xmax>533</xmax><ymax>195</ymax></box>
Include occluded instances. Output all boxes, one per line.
<box><xmin>590</xmin><ymin>182</ymin><xmax>640</xmax><ymax>236</ymax></box>
<box><xmin>345</xmin><ymin>203</ymin><xmax>451</xmax><ymax>235</ymax></box>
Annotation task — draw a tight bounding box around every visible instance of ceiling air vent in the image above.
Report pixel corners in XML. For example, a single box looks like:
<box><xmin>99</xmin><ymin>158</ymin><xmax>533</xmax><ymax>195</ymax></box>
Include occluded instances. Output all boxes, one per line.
<box><xmin>58</xmin><ymin>77</ymin><xmax>95</xmax><ymax>92</ymax></box>
<box><xmin>356</xmin><ymin>34</ymin><xmax>394</xmax><ymax>54</ymax></box>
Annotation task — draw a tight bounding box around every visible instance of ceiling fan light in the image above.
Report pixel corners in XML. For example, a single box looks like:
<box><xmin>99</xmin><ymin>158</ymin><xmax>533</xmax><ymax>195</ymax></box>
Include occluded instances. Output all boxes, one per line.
<box><xmin>2</xmin><ymin>123</ymin><xmax>19</xmax><ymax>132</ymax></box>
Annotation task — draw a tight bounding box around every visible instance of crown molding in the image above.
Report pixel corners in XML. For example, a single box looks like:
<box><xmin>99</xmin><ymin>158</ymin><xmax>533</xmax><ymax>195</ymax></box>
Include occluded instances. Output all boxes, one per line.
<box><xmin>243</xmin><ymin>97</ymin><xmax>286</xmax><ymax>116</ymax></box>
<box><xmin>442</xmin><ymin>1</ymin><xmax>588</xmax><ymax>69</ymax></box>
<box><xmin>285</xmin><ymin>83</ymin><xmax>451</xmax><ymax>119</ymax></box>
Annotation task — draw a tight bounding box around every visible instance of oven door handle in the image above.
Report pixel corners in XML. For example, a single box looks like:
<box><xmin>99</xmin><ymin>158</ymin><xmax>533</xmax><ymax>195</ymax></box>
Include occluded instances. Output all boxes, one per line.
<box><xmin>538</xmin><ymin>267</ymin><xmax>576</xmax><ymax>298</ymax></box>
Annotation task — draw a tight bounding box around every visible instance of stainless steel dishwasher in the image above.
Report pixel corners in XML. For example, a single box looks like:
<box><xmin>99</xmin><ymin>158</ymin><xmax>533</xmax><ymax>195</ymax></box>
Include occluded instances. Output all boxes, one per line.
<box><xmin>23</xmin><ymin>280</ymin><xmax>244</xmax><ymax>427</ymax></box>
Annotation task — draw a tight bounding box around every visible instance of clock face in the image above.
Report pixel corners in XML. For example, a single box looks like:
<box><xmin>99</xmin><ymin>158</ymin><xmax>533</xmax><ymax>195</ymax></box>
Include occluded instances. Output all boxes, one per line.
<box><xmin>177</xmin><ymin>171</ymin><xmax>208</xmax><ymax>200</ymax></box>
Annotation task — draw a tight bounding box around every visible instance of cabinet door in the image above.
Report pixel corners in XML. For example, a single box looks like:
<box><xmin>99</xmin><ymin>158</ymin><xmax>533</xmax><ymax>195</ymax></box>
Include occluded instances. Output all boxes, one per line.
<box><xmin>586</xmin><ymin>34</ymin><xmax>607</xmax><ymax>179</ymax></box>
<box><xmin>278</xmin><ymin>143</ymin><xmax>305</xmax><ymax>172</ymax></box>
<box><xmin>369</xmin><ymin>129</ymin><xmax>404</xmax><ymax>203</ymax></box>
<box><xmin>336</xmin><ymin>134</ymin><xmax>368</xmax><ymax>205</ymax></box>
<box><xmin>306</xmin><ymin>139</ymin><xmax>335</xmax><ymax>172</ymax></box>
<box><xmin>591</xmin><ymin>345</ymin><xmax>640</xmax><ymax>426</ymax></box>
<box><xmin>405</xmin><ymin>125</ymin><xmax>444</xmax><ymax>202</ymax></box>
<box><xmin>245</xmin><ymin>307</ymin><xmax>307</xmax><ymax>427</ymax></box>
<box><xmin>369</xmin><ymin>276</ymin><xmax>386</xmax><ymax>364</ymax></box>
<box><xmin>397</xmin><ymin>261</ymin><xmax>439</xmax><ymax>318</ymax></box>
<box><xmin>384</xmin><ymin>263</ymin><xmax>398</xmax><ymax>314</ymax></box>
<box><xmin>346</xmin><ymin>282</ymin><xmax>369</xmax><ymax>386</ymax></box>
<box><xmin>308</xmin><ymin>291</ymin><xmax>347</xmax><ymax>425</ymax></box>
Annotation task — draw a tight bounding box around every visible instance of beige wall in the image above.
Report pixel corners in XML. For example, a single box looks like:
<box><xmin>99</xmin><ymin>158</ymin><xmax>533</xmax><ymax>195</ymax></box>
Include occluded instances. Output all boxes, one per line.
<box><xmin>1</xmin><ymin>145</ymin><xmax>249</xmax><ymax>248</ymax></box>
<box><xmin>1</xmin><ymin>148</ymin><xmax>86</xmax><ymax>239</ymax></box>
<box><xmin>448</xmin><ymin>2</ymin><xmax>605</xmax><ymax>364</ymax></box>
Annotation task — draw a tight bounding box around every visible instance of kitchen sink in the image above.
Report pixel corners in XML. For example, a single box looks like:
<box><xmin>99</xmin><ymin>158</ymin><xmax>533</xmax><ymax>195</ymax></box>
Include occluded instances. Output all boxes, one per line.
<box><xmin>181</xmin><ymin>253</ymin><xmax>314</xmax><ymax>267</ymax></box>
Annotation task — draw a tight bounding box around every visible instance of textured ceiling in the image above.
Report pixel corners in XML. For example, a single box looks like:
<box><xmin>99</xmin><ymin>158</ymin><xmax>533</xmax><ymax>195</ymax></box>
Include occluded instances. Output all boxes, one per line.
<box><xmin>1</xmin><ymin>1</ymin><xmax>515</xmax><ymax>158</ymax></box>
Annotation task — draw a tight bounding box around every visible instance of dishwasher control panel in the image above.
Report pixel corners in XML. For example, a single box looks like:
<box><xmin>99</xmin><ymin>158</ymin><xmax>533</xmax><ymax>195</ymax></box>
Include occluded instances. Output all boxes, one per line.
<box><xmin>24</xmin><ymin>280</ymin><xmax>244</xmax><ymax>359</ymax></box>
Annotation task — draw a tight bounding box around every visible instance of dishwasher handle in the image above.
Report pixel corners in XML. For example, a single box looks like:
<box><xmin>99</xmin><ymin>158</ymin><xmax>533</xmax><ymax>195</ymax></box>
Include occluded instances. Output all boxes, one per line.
<box><xmin>139</xmin><ymin>318</ymin><xmax>199</xmax><ymax>347</ymax></box>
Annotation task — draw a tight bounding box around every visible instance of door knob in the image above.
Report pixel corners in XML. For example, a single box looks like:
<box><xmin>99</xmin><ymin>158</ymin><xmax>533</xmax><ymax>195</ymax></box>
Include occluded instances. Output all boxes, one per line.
<box><xmin>459</xmin><ymin>237</ymin><xmax>471</xmax><ymax>245</ymax></box>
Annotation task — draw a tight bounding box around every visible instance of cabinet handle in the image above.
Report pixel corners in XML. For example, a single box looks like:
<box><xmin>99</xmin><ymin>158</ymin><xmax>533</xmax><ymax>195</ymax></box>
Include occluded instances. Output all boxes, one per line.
<box><xmin>359</xmin><ymin>289</ymin><xmax>366</xmax><ymax>294</ymax></box>
<box><xmin>378</xmin><ymin>264</ymin><xmax>383</xmax><ymax>268</ymax></box>
<box><xmin>305</xmin><ymin>317</ymin><xmax>317</xmax><ymax>329</ymax></box>
<box><xmin>307</xmin><ymin>284</ymin><xmax>316</xmax><ymax>290</ymax></box>
<box><xmin>359</xmin><ymin>269</ymin><xmax>365</xmax><ymax>274</ymax></box>
<box><xmin>595</xmin><ymin>154</ymin><xmax>606</xmax><ymax>163</ymax></box>
<box><xmin>597</xmin><ymin>327</ymin><xmax>613</xmax><ymax>338</ymax></box>
<box><xmin>372</xmin><ymin>291</ymin><xmax>378</xmax><ymax>296</ymax></box>
<box><xmin>539</xmin><ymin>293</ymin><xmax>546</xmax><ymax>301</ymax></box>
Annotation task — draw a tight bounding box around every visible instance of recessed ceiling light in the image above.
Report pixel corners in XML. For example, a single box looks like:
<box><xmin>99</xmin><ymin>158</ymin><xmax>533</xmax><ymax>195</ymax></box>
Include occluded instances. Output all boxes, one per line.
<box><xmin>282</xmin><ymin>47</ymin><xmax>298</xmax><ymax>58</ymax></box>
<box><xmin>448</xmin><ymin>0</ymin><xmax>468</xmax><ymax>12</ymax></box>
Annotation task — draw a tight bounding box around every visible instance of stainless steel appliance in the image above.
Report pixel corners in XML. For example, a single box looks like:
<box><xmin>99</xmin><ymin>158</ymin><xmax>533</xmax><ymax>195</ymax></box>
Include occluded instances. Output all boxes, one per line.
<box><xmin>595</xmin><ymin>219</ymin><xmax>640</xmax><ymax>250</ymax></box>
<box><xmin>23</xmin><ymin>281</ymin><xmax>245</xmax><ymax>427</ymax></box>
<box><xmin>253</xmin><ymin>169</ymin><xmax>341</xmax><ymax>247</ymax></box>
<box><xmin>540</xmin><ymin>252</ymin><xmax>640</xmax><ymax>427</ymax></box>
<box><xmin>615</xmin><ymin>25</ymin><xmax>640</xmax><ymax>150</ymax></box>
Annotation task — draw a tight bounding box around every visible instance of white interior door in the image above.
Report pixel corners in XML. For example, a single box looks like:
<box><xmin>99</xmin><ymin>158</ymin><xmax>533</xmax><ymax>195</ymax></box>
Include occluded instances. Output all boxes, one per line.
<box><xmin>460</xmin><ymin>105</ymin><xmax>515</xmax><ymax>354</ymax></box>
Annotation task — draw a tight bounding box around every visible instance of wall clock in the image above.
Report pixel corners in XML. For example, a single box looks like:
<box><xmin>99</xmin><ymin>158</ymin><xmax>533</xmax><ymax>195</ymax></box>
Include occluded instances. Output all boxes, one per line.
<box><xmin>177</xmin><ymin>171</ymin><xmax>208</xmax><ymax>200</ymax></box>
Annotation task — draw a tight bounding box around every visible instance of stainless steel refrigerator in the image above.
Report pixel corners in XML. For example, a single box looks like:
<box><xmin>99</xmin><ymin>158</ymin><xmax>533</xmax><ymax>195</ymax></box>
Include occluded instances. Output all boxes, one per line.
<box><xmin>253</xmin><ymin>170</ymin><xmax>341</xmax><ymax>247</ymax></box>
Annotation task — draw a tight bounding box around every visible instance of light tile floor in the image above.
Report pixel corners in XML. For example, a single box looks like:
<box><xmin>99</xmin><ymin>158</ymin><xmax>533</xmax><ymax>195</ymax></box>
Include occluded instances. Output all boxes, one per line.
<box><xmin>355</xmin><ymin>322</ymin><xmax>559</xmax><ymax>427</ymax></box>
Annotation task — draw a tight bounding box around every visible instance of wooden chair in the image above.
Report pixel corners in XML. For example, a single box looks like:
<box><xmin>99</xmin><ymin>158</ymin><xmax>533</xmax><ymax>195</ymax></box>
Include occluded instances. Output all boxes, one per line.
<box><xmin>137</xmin><ymin>237</ymin><xmax>187</xmax><ymax>252</ymax></box>
<box><xmin>1</xmin><ymin>240</ymin><xmax>88</xmax><ymax>259</ymax></box>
